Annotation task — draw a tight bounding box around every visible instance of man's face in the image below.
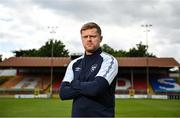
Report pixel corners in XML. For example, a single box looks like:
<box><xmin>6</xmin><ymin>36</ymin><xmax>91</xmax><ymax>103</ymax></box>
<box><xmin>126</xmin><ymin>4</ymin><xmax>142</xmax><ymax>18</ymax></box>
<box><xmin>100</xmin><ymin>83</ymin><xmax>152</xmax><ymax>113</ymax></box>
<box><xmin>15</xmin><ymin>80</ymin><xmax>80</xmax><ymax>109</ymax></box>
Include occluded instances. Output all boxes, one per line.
<box><xmin>81</xmin><ymin>28</ymin><xmax>102</xmax><ymax>54</ymax></box>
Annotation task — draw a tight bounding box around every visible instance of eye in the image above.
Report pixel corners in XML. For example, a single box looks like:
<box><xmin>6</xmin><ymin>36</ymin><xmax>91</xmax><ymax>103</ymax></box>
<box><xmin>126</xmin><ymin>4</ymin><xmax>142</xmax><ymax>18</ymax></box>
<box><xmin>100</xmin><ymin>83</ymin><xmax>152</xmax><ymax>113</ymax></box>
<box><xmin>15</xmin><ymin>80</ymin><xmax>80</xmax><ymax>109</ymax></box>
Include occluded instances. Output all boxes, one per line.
<box><xmin>82</xmin><ymin>36</ymin><xmax>88</xmax><ymax>39</ymax></box>
<box><xmin>91</xmin><ymin>35</ymin><xmax>97</xmax><ymax>38</ymax></box>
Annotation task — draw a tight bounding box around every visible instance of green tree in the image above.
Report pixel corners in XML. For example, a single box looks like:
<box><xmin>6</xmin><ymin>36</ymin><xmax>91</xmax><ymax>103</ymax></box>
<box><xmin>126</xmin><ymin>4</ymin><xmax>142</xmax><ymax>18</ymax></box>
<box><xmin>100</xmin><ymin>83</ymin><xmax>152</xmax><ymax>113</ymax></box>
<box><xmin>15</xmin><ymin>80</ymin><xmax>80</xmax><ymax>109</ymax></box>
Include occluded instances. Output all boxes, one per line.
<box><xmin>102</xmin><ymin>42</ymin><xmax>155</xmax><ymax>57</ymax></box>
<box><xmin>13</xmin><ymin>39</ymin><xmax>69</xmax><ymax>57</ymax></box>
<box><xmin>101</xmin><ymin>44</ymin><xmax>115</xmax><ymax>54</ymax></box>
<box><xmin>101</xmin><ymin>44</ymin><xmax>128</xmax><ymax>57</ymax></box>
<box><xmin>127</xmin><ymin>42</ymin><xmax>155</xmax><ymax>57</ymax></box>
<box><xmin>38</xmin><ymin>39</ymin><xmax>69</xmax><ymax>57</ymax></box>
<box><xmin>13</xmin><ymin>49</ymin><xmax>38</xmax><ymax>57</ymax></box>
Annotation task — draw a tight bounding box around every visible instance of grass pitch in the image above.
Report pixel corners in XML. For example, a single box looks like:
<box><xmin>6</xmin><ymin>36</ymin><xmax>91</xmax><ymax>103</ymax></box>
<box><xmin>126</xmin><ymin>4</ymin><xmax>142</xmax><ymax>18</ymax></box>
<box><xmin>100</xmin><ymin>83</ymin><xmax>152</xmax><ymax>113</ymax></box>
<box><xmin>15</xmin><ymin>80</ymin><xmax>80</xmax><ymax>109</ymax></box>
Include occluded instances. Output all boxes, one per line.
<box><xmin>0</xmin><ymin>98</ymin><xmax>180</xmax><ymax>117</ymax></box>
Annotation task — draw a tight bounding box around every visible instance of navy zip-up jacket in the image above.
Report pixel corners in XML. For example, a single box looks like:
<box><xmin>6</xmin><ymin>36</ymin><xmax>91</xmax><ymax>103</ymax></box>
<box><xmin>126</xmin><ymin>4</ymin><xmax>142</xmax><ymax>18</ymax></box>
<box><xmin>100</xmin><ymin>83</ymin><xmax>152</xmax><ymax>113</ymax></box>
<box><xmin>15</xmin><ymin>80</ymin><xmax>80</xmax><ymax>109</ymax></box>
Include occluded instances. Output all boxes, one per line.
<box><xmin>59</xmin><ymin>48</ymin><xmax>118</xmax><ymax>117</ymax></box>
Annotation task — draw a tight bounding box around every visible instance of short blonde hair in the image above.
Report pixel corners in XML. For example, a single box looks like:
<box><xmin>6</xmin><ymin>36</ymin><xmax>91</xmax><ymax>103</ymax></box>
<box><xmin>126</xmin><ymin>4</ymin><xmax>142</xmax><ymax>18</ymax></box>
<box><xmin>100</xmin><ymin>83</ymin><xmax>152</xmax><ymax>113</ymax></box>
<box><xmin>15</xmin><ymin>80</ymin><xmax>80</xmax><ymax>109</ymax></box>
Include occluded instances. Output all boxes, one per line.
<box><xmin>80</xmin><ymin>22</ymin><xmax>102</xmax><ymax>35</ymax></box>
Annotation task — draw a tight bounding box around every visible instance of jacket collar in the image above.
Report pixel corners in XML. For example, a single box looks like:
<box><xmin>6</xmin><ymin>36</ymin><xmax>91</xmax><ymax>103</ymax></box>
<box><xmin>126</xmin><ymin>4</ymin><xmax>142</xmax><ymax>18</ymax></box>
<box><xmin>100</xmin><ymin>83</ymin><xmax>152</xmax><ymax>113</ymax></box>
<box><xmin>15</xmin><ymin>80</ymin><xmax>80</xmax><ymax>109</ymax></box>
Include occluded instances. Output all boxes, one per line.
<box><xmin>84</xmin><ymin>48</ymin><xmax>102</xmax><ymax>58</ymax></box>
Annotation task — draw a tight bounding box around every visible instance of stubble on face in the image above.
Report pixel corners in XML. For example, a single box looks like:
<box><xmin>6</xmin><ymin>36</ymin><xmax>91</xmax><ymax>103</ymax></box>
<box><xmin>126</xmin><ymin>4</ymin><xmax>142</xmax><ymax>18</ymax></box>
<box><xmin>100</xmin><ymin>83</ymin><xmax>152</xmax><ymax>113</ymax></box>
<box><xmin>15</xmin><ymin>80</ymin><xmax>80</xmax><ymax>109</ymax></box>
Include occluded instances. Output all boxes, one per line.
<box><xmin>81</xmin><ymin>28</ymin><xmax>102</xmax><ymax>55</ymax></box>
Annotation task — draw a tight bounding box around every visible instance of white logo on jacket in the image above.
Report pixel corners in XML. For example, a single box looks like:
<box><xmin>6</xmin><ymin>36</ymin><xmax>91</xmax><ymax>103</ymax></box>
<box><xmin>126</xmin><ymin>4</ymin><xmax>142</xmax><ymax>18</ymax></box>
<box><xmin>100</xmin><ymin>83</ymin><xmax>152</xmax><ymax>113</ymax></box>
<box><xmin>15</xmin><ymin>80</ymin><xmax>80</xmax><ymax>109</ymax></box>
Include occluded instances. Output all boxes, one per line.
<box><xmin>75</xmin><ymin>67</ymin><xmax>81</xmax><ymax>71</ymax></box>
<box><xmin>90</xmin><ymin>64</ymin><xmax>98</xmax><ymax>72</ymax></box>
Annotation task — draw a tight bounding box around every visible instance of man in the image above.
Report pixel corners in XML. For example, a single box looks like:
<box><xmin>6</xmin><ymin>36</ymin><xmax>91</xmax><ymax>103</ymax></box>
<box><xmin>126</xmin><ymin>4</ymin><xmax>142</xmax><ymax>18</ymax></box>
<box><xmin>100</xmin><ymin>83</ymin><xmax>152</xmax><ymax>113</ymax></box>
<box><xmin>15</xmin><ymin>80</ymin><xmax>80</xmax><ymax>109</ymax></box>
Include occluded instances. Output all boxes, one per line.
<box><xmin>59</xmin><ymin>22</ymin><xmax>118</xmax><ymax>117</ymax></box>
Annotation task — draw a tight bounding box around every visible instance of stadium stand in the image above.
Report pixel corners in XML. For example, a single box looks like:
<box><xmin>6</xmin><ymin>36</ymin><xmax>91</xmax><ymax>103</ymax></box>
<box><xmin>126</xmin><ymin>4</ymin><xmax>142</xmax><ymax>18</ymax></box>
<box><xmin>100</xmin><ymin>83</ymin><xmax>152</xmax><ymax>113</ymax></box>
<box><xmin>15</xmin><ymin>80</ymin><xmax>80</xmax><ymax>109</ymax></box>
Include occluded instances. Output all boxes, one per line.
<box><xmin>13</xmin><ymin>76</ymin><xmax>40</xmax><ymax>89</ymax></box>
<box><xmin>116</xmin><ymin>77</ymin><xmax>131</xmax><ymax>94</ymax></box>
<box><xmin>116</xmin><ymin>74</ymin><xmax>148</xmax><ymax>94</ymax></box>
<box><xmin>53</xmin><ymin>79</ymin><xmax>62</xmax><ymax>90</ymax></box>
<box><xmin>176</xmin><ymin>78</ymin><xmax>180</xmax><ymax>84</ymax></box>
<box><xmin>36</xmin><ymin>75</ymin><xmax>51</xmax><ymax>91</ymax></box>
<box><xmin>150</xmin><ymin>77</ymin><xmax>180</xmax><ymax>94</ymax></box>
<box><xmin>133</xmin><ymin>74</ymin><xmax>147</xmax><ymax>90</ymax></box>
<box><xmin>0</xmin><ymin>76</ymin><xmax>23</xmax><ymax>89</ymax></box>
<box><xmin>148</xmin><ymin>84</ymin><xmax>155</xmax><ymax>95</ymax></box>
<box><xmin>52</xmin><ymin>75</ymin><xmax>64</xmax><ymax>94</ymax></box>
<box><xmin>0</xmin><ymin>69</ymin><xmax>16</xmax><ymax>76</ymax></box>
<box><xmin>133</xmin><ymin>74</ymin><xmax>147</xmax><ymax>94</ymax></box>
<box><xmin>116</xmin><ymin>77</ymin><xmax>131</xmax><ymax>90</ymax></box>
<box><xmin>0</xmin><ymin>57</ymin><xmax>179</xmax><ymax>98</ymax></box>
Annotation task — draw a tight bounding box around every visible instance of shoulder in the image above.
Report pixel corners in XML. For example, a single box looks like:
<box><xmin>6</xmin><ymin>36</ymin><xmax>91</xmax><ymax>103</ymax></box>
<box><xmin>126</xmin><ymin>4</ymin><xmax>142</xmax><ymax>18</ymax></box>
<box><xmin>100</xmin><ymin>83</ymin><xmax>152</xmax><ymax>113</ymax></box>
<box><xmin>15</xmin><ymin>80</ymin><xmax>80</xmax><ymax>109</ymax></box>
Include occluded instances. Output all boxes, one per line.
<box><xmin>100</xmin><ymin>52</ymin><xmax>117</xmax><ymax>64</ymax></box>
<box><xmin>68</xmin><ymin>55</ymin><xmax>84</xmax><ymax>67</ymax></box>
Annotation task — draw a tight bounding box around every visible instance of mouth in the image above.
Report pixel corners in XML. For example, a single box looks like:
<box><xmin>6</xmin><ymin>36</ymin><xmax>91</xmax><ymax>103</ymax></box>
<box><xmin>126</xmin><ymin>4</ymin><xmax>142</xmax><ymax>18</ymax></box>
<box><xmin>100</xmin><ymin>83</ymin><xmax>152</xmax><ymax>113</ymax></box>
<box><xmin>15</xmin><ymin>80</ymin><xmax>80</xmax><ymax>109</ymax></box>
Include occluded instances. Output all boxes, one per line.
<box><xmin>86</xmin><ymin>43</ymin><xmax>93</xmax><ymax>47</ymax></box>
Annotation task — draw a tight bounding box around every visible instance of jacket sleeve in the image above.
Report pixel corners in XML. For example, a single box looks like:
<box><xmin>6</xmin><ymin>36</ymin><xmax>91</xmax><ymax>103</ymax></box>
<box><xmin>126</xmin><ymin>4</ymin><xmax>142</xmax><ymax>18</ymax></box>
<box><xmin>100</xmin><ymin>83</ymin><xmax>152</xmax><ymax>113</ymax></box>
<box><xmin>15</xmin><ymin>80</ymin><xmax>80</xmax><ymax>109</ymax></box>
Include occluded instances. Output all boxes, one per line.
<box><xmin>59</xmin><ymin>61</ymin><xmax>80</xmax><ymax>100</ymax></box>
<box><xmin>71</xmin><ymin>76</ymin><xmax>109</xmax><ymax>96</ymax></box>
<box><xmin>60</xmin><ymin>81</ymin><xmax>80</xmax><ymax>100</ymax></box>
<box><xmin>71</xmin><ymin>56</ymin><xmax>118</xmax><ymax>97</ymax></box>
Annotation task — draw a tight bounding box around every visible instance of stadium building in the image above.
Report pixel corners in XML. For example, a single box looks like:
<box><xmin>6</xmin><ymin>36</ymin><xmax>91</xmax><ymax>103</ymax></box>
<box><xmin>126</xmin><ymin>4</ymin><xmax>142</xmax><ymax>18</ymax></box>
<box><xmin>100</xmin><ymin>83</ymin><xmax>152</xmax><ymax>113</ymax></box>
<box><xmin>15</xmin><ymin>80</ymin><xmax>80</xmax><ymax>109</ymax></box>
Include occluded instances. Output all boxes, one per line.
<box><xmin>0</xmin><ymin>57</ymin><xmax>179</xmax><ymax>99</ymax></box>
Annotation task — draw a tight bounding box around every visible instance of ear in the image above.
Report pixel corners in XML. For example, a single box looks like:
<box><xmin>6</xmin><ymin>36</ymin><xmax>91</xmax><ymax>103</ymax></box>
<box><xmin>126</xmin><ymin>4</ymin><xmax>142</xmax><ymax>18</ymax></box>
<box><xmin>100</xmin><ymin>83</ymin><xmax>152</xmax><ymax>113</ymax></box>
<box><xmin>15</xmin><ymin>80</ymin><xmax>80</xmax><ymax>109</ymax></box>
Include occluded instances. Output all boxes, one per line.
<box><xmin>100</xmin><ymin>36</ymin><xmax>103</xmax><ymax>42</ymax></box>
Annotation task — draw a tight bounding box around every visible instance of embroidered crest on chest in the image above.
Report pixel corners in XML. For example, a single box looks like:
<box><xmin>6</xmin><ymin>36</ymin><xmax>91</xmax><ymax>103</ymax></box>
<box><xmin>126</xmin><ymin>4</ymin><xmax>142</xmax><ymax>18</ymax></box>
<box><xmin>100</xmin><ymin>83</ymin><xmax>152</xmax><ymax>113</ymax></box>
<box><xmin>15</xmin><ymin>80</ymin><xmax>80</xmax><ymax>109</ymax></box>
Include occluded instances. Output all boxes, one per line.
<box><xmin>90</xmin><ymin>64</ymin><xmax>98</xmax><ymax>72</ymax></box>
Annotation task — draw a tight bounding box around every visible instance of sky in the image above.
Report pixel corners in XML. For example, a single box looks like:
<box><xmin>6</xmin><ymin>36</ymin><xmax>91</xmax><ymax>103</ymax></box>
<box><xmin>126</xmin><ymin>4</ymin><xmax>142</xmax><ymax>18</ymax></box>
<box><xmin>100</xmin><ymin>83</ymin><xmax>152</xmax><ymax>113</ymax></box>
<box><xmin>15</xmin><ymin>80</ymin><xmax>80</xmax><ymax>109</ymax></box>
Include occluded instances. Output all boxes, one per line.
<box><xmin>0</xmin><ymin>0</ymin><xmax>180</xmax><ymax>63</ymax></box>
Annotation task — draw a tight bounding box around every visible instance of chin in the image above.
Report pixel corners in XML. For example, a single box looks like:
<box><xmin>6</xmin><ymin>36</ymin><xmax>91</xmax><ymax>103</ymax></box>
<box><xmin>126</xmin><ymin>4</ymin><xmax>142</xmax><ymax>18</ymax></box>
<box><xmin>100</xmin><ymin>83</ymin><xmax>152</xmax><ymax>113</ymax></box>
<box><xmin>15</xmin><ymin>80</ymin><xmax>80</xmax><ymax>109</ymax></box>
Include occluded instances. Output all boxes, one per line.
<box><xmin>84</xmin><ymin>46</ymin><xmax>99</xmax><ymax>52</ymax></box>
<box><xmin>86</xmin><ymin>48</ymin><xmax>97</xmax><ymax>53</ymax></box>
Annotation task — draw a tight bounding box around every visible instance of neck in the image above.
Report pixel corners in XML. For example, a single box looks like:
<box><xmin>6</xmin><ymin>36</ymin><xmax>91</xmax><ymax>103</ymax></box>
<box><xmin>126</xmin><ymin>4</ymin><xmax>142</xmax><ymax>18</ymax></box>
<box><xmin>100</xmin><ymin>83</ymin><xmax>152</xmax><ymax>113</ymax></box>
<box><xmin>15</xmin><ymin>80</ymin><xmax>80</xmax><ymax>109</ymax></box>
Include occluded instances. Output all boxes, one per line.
<box><xmin>85</xmin><ymin>51</ymin><xmax>93</xmax><ymax>55</ymax></box>
<box><xmin>85</xmin><ymin>47</ymin><xmax>101</xmax><ymax>56</ymax></box>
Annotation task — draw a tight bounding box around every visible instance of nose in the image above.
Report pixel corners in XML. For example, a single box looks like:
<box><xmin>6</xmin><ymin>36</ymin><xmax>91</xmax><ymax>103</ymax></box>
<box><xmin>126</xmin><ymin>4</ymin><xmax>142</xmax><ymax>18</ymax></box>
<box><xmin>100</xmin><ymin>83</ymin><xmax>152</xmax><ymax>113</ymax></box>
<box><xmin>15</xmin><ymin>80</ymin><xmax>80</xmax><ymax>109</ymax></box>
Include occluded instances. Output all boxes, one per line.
<box><xmin>86</xmin><ymin>36</ymin><xmax>92</xmax><ymax>41</ymax></box>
